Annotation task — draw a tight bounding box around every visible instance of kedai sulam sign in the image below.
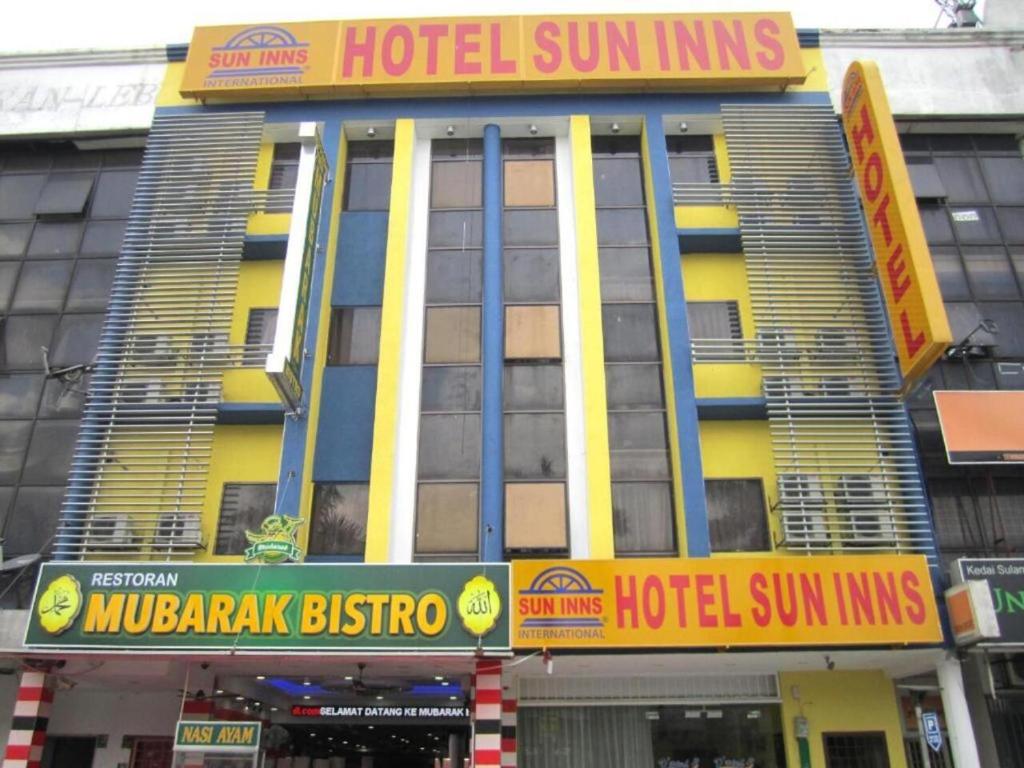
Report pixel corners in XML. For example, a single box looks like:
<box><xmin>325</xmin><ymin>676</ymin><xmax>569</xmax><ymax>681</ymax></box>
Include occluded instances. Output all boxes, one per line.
<box><xmin>512</xmin><ymin>556</ymin><xmax>942</xmax><ymax>648</ymax></box>
<box><xmin>842</xmin><ymin>61</ymin><xmax>952</xmax><ymax>390</ymax></box>
<box><xmin>180</xmin><ymin>13</ymin><xmax>806</xmax><ymax>98</ymax></box>
<box><xmin>26</xmin><ymin>563</ymin><xmax>508</xmax><ymax>651</ymax></box>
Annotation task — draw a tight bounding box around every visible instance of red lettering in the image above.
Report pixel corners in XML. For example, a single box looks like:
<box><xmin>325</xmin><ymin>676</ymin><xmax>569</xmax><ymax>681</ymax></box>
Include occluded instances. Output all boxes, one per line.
<box><xmin>419</xmin><ymin>24</ymin><xmax>448</xmax><ymax>75</ymax></box>
<box><xmin>846</xmin><ymin>572</ymin><xmax>876</xmax><ymax>625</ymax></box>
<box><xmin>799</xmin><ymin>573</ymin><xmax>828</xmax><ymax>626</ymax></box>
<box><xmin>873</xmin><ymin>193</ymin><xmax>894</xmax><ymax>244</ymax></box>
<box><xmin>750</xmin><ymin>573</ymin><xmax>771</xmax><ymax>627</ymax></box>
<box><xmin>490</xmin><ymin>23</ymin><xmax>516</xmax><ymax>74</ymax></box>
<box><xmin>851</xmin><ymin>104</ymin><xmax>875</xmax><ymax>164</ymax></box>
<box><xmin>606</xmin><ymin>21</ymin><xmax>640</xmax><ymax>72</ymax></box>
<box><xmin>616</xmin><ymin>575</ymin><xmax>639</xmax><ymax>628</ymax></box>
<box><xmin>454</xmin><ymin>23</ymin><xmax>482</xmax><ymax>75</ymax></box>
<box><xmin>753</xmin><ymin>18</ymin><xmax>784</xmax><ymax>70</ymax></box>
<box><xmin>674</xmin><ymin>21</ymin><xmax>710</xmax><ymax>70</ymax></box>
<box><xmin>720</xmin><ymin>575</ymin><xmax>741</xmax><ymax>627</ymax></box>
<box><xmin>342</xmin><ymin>26</ymin><xmax>376</xmax><ymax>78</ymax></box>
<box><xmin>887</xmin><ymin>243</ymin><xmax>911</xmax><ymax>302</ymax></box>
<box><xmin>517</xmin><ymin>597</ymin><xmax>529</xmax><ymax>615</ymax></box>
<box><xmin>874</xmin><ymin>572</ymin><xmax>902</xmax><ymax>624</ymax></box>
<box><xmin>773</xmin><ymin>573</ymin><xmax>799</xmax><ymax>626</ymax></box>
<box><xmin>381</xmin><ymin>25</ymin><xmax>414</xmax><ymax>77</ymax></box>
<box><xmin>568</xmin><ymin>21</ymin><xmax>600</xmax><ymax>73</ymax></box>
<box><xmin>713</xmin><ymin>19</ymin><xmax>751</xmax><ymax>70</ymax></box>
<box><xmin>834</xmin><ymin>572</ymin><xmax>849</xmax><ymax>625</ymax></box>
<box><xmin>654</xmin><ymin>21</ymin><xmax>670</xmax><ymax>71</ymax></box>
<box><xmin>902</xmin><ymin>571</ymin><xmax>926</xmax><ymax>624</ymax></box>
<box><xmin>901</xmin><ymin>311</ymin><xmax>926</xmax><ymax>358</ymax></box>
<box><xmin>696</xmin><ymin>574</ymin><xmax>717</xmax><ymax>628</ymax></box>
<box><xmin>865</xmin><ymin>154</ymin><xmax>885</xmax><ymax>202</ymax></box>
<box><xmin>296</xmin><ymin>50</ymin><xmax>308</xmax><ymax>65</ymax></box>
<box><xmin>642</xmin><ymin>576</ymin><xmax>666</xmax><ymax>629</ymax></box>
<box><xmin>669</xmin><ymin>574</ymin><xmax>691</xmax><ymax>627</ymax></box>
<box><xmin>532</xmin><ymin>22</ymin><xmax>561</xmax><ymax>74</ymax></box>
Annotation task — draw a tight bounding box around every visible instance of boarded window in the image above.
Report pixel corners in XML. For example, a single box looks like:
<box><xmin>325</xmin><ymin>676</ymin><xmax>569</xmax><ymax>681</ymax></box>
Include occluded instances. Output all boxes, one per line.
<box><xmin>706</xmin><ymin>478</ymin><xmax>771</xmax><ymax>552</ymax></box>
<box><xmin>505</xmin><ymin>483</ymin><xmax>567</xmax><ymax>552</ymax></box>
<box><xmin>415</xmin><ymin>483</ymin><xmax>479</xmax><ymax>555</ymax></box>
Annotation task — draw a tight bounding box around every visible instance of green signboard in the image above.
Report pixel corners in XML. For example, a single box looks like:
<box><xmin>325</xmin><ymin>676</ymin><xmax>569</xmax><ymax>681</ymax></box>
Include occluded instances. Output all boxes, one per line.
<box><xmin>175</xmin><ymin>721</ymin><xmax>261</xmax><ymax>753</ymax></box>
<box><xmin>26</xmin><ymin>563</ymin><xmax>509</xmax><ymax>652</ymax></box>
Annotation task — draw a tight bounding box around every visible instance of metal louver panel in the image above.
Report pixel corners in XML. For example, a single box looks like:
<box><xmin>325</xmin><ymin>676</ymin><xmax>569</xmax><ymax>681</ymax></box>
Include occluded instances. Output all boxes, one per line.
<box><xmin>55</xmin><ymin>112</ymin><xmax>265</xmax><ymax>559</ymax></box>
<box><xmin>687</xmin><ymin>104</ymin><xmax>933</xmax><ymax>558</ymax></box>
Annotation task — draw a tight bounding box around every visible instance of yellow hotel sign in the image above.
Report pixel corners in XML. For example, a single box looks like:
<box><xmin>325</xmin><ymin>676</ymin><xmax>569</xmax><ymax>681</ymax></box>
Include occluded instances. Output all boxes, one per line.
<box><xmin>842</xmin><ymin>61</ymin><xmax>952</xmax><ymax>389</ymax></box>
<box><xmin>180</xmin><ymin>13</ymin><xmax>805</xmax><ymax>98</ymax></box>
<box><xmin>512</xmin><ymin>556</ymin><xmax>941</xmax><ymax>649</ymax></box>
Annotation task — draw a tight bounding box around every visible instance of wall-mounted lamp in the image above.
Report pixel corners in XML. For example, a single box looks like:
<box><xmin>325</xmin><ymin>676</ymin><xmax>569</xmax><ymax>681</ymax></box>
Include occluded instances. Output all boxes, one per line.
<box><xmin>529</xmin><ymin>124</ymin><xmax>539</xmax><ymax>135</ymax></box>
<box><xmin>446</xmin><ymin>125</ymin><xmax>456</xmax><ymax>137</ymax></box>
<box><xmin>679</xmin><ymin>121</ymin><xmax>689</xmax><ymax>133</ymax></box>
<box><xmin>610</xmin><ymin>122</ymin><xmax>621</xmax><ymax>134</ymax></box>
<box><xmin>366</xmin><ymin>126</ymin><xmax>377</xmax><ymax>138</ymax></box>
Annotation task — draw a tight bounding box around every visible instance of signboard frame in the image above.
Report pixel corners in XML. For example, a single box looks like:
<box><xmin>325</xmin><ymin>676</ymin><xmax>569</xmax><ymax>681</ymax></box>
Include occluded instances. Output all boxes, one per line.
<box><xmin>174</xmin><ymin>720</ymin><xmax>261</xmax><ymax>755</ymax></box>
<box><xmin>934</xmin><ymin>390</ymin><xmax>1024</xmax><ymax>465</ymax></box>
<box><xmin>954</xmin><ymin>558</ymin><xmax>1024</xmax><ymax>647</ymax></box>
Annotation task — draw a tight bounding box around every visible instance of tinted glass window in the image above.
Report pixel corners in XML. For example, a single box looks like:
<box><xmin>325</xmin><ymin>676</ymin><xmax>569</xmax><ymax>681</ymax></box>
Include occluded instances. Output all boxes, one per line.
<box><xmin>327</xmin><ymin>307</ymin><xmax>381</xmax><ymax>365</ymax></box>
<box><xmin>214</xmin><ymin>483</ymin><xmax>277</xmax><ymax>556</ymax></box>
<box><xmin>309</xmin><ymin>483</ymin><xmax>368</xmax><ymax>556</ymax></box>
<box><xmin>706</xmin><ymin>479</ymin><xmax>771</xmax><ymax>552</ymax></box>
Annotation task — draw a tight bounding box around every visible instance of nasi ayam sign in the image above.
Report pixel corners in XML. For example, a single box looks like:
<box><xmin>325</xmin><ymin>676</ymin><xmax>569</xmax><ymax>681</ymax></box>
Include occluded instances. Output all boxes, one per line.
<box><xmin>27</xmin><ymin>563</ymin><xmax>508</xmax><ymax>651</ymax></box>
<box><xmin>512</xmin><ymin>556</ymin><xmax>941</xmax><ymax>648</ymax></box>
<box><xmin>180</xmin><ymin>13</ymin><xmax>806</xmax><ymax>97</ymax></box>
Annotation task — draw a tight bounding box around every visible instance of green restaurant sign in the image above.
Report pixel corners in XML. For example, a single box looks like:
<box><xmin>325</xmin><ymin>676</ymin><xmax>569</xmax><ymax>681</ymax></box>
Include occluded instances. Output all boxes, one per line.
<box><xmin>175</xmin><ymin>721</ymin><xmax>261</xmax><ymax>753</ymax></box>
<box><xmin>26</xmin><ymin>563</ymin><xmax>509</xmax><ymax>652</ymax></box>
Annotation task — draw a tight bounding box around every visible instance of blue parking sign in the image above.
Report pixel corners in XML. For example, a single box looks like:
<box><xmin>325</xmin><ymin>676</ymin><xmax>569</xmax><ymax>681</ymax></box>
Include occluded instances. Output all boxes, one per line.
<box><xmin>922</xmin><ymin>711</ymin><xmax>943</xmax><ymax>753</ymax></box>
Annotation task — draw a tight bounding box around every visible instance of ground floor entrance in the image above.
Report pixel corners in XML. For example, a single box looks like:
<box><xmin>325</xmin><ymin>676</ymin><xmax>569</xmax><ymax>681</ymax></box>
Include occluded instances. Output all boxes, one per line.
<box><xmin>268</xmin><ymin>723</ymin><xmax>469</xmax><ymax>767</ymax></box>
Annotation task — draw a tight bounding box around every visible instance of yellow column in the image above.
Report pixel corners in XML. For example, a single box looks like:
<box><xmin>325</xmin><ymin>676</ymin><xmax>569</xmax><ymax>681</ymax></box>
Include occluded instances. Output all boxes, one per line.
<box><xmin>364</xmin><ymin>118</ymin><xmax>415</xmax><ymax>562</ymax></box>
<box><xmin>570</xmin><ymin>116</ymin><xmax>614</xmax><ymax>559</ymax></box>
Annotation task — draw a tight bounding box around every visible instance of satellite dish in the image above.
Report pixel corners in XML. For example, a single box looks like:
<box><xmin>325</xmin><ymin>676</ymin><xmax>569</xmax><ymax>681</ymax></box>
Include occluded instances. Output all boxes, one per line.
<box><xmin>0</xmin><ymin>554</ymin><xmax>42</xmax><ymax>573</ymax></box>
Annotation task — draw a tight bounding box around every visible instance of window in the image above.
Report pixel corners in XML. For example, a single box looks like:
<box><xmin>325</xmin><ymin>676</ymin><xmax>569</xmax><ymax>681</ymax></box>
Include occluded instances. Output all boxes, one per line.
<box><xmin>505</xmin><ymin>483</ymin><xmax>567</xmax><ymax>552</ymax></box>
<box><xmin>593</xmin><ymin>136</ymin><xmax>676</xmax><ymax>556</ymax></box>
<box><xmin>505</xmin><ymin>305</ymin><xmax>561</xmax><ymax>360</ymax></box>
<box><xmin>416</xmin><ymin>139</ymin><xmax>483</xmax><ymax>558</ymax></box>
<box><xmin>214</xmin><ymin>483</ymin><xmax>277</xmax><ymax>555</ymax></box>
<box><xmin>706</xmin><ymin>479</ymin><xmax>771</xmax><ymax>552</ymax></box>
<box><xmin>327</xmin><ymin>307</ymin><xmax>381</xmax><ymax>365</ymax></box>
<box><xmin>687</xmin><ymin>300</ymin><xmax>743</xmax><ymax>360</ymax></box>
<box><xmin>244</xmin><ymin>308</ymin><xmax>278</xmax><ymax>363</ymax></box>
<box><xmin>268</xmin><ymin>143</ymin><xmax>300</xmax><ymax>190</ymax></box>
<box><xmin>309</xmin><ymin>483</ymin><xmax>368</xmax><ymax>556</ymax></box>
<box><xmin>0</xmin><ymin>143</ymin><xmax>141</xmax><ymax>556</ymax></box>
<box><xmin>667</xmin><ymin>135</ymin><xmax>720</xmax><ymax>185</ymax></box>
<box><xmin>822</xmin><ymin>733</ymin><xmax>891</xmax><ymax>768</ymax></box>
<box><xmin>344</xmin><ymin>140</ymin><xmax>394</xmax><ymax>211</ymax></box>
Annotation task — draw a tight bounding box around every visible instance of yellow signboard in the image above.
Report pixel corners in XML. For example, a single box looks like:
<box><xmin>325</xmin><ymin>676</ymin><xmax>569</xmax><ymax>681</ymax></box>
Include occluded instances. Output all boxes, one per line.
<box><xmin>511</xmin><ymin>556</ymin><xmax>941</xmax><ymax>649</ymax></box>
<box><xmin>180</xmin><ymin>13</ymin><xmax>806</xmax><ymax>98</ymax></box>
<box><xmin>842</xmin><ymin>61</ymin><xmax>952</xmax><ymax>389</ymax></box>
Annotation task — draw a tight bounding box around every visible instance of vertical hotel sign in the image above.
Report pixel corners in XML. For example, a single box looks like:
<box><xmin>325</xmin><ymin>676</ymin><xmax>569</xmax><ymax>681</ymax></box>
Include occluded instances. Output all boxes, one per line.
<box><xmin>842</xmin><ymin>61</ymin><xmax>951</xmax><ymax>390</ymax></box>
<box><xmin>266</xmin><ymin>122</ymin><xmax>328</xmax><ymax>411</ymax></box>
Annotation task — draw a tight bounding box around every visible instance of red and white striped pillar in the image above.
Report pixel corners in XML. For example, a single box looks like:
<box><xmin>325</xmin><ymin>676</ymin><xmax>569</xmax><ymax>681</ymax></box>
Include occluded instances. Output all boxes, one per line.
<box><xmin>500</xmin><ymin>695</ymin><xmax>517</xmax><ymax>768</ymax></box>
<box><xmin>2</xmin><ymin>671</ymin><xmax>55</xmax><ymax>768</ymax></box>
<box><xmin>471</xmin><ymin>660</ymin><xmax>502</xmax><ymax>768</ymax></box>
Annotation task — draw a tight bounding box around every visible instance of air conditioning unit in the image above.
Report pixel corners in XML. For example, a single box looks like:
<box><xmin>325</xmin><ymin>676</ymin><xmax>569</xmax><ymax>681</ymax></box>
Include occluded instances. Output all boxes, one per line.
<box><xmin>779</xmin><ymin>475</ymin><xmax>829</xmax><ymax>545</ymax></box>
<box><xmin>86</xmin><ymin>514</ymin><xmax>133</xmax><ymax>549</ymax></box>
<box><xmin>132</xmin><ymin>334</ymin><xmax>175</xmax><ymax>366</ymax></box>
<box><xmin>154</xmin><ymin>513</ymin><xmax>203</xmax><ymax>548</ymax></box>
<box><xmin>758</xmin><ymin>328</ymin><xmax>800</xmax><ymax>363</ymax></box>
<box><xmin>837</xmin><ymin>476</ymin><xmax>896</xmax><ymax>547</ymax></box>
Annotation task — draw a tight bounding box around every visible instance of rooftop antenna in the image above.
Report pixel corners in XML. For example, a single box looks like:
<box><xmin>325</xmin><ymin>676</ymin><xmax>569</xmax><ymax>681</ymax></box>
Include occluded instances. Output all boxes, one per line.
<box><xmin>934</xmin><ymin>0</ymin><xmax>982</xmax><ymax>28</ymax></box>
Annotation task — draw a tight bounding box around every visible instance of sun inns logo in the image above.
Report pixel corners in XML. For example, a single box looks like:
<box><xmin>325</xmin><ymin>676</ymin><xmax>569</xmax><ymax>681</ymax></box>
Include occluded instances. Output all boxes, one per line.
<box><xmin>205</xmin><ymin>26</ymin><xmax>310</xmax><ymax>87</ymax></box>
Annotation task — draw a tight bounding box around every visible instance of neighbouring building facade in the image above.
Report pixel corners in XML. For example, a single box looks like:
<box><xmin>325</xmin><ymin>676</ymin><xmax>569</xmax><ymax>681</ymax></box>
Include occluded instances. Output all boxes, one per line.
<box><xmin>0</xmin><ymin>7</ymin><xmax>1021</xmax><ymax>768</ymax></box>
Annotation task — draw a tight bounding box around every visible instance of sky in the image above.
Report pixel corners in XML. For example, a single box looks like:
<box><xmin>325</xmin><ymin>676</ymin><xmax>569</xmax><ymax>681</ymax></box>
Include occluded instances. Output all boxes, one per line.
<box><xmin>0</xmin><ymin>0</ymin><xmax>984</xmax><ymax>54</ymax></box>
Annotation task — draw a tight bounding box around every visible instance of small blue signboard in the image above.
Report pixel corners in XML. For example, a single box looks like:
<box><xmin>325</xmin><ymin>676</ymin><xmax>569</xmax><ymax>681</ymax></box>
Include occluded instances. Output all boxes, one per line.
<box><xmin>922</xmin><ymin>711</ymin><xmax>943</xmax><ymax>753</ymax></box>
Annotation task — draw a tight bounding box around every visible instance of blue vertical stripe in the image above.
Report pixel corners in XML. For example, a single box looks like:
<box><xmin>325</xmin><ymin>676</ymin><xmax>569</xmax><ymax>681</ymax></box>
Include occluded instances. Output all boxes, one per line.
<box><xmin>275</xmin><ymin>120</ymin><xmax>342</xmax><ymax>519</ymax></box>
<box><xmin>644</xmin><ymin>115</ymin><xmax>711</xmax><ymax>557</ymax></box>
<box><xmin>481</xmin><ymin>123</ymin><xmax>504</xmax><ymax>562</ymax></box>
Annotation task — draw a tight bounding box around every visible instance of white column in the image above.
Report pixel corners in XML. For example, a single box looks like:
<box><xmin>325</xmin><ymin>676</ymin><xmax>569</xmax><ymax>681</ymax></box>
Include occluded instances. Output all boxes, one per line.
<box><xmin>937</xmin><ymin>654</ymin><xmax>982</xmax><ymax>768</ymax></box>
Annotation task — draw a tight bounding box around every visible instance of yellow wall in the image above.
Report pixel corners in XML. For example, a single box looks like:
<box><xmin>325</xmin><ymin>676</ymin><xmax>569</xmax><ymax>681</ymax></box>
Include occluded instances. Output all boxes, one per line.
<box><xmin>222</xmin><ymin>260</ymin><xmax>284</xmax><ymax>403</ymax></box>
<box><xmin>683</xmin><ymin>252</ymin><xmax>762</xmax><ymax>399</ymax></box>
<box><xmin>699</xmin><ymin>420</ymin><xmax>780</xmax><ymax>550</ymax></box>
<box><xmin>196</xmin><ymin>425</ymin><xmax>283</xmax><ymax>562</ymax></box>
<box><xmin>780</xmin><ymin>670</ymin><xmax>908</xmax><ymax>768</ymax></box>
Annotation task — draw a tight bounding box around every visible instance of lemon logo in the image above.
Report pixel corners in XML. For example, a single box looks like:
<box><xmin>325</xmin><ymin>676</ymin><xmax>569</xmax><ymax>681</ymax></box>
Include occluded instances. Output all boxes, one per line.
<box><xmin>457</xmin><ymin>574</ymin><xmax>501</xmax><ymax>638</ymax></box>
<box><xmin>37</xmin><ymin>575</ymin><xmax>83</xmax><ymax>635</ymax></box>
<box><xmin>244</xmin><ymin>514</ymin><xmax>303</xmax><ymax>564</ymax></box>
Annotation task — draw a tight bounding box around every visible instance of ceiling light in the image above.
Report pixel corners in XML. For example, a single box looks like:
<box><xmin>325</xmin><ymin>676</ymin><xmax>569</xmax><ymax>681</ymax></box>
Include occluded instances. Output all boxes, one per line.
<box><xmin>303</xmin><ymin>678</ymin><xmax>311</xmax><ymax>686</ymax></box>
<box><xmin>344</xmin><ymin>675</ymin><xmax>353</xmax><ymax>681</ymax></box>
<box><xmin>271</xmin><ymin>707</ymin><xmax>278</xmax><ymax>712</ymax></box>
<box><xmin>368</xmin><ymin>726</ymin><xmax>374</xmax><ymax>730</ymax></box>
<box><xmin>255</xmin><ymin>675</ymin><xmax>265</xmax><ymax>681</ymax></box>
<box><xmin>235</xmin><ymin>696</ymin><xmax>244</xmax><ymax>701</ymax></box>
<box><xmin>215</xmin><ymin>689</ymin><xmax>224</xmax><ymax>694</ymax></box>
<box><xmin>449</xmin><ymin>695</ymin><xmax>458</xmax><ymax>700</ymax></box>
<box><xmin>441</xmin><ymin>681</ymin><xmax>450</xmax><ymax>686</ymax></box>
<box><xmin>434</xmin><ymin>676</ymin><xmax>444</xmax><ymax>681</ymax></box>
<box><xmin>376</xmin><ymin>695</ymin><xmax>383</xmax><ymax>700</ymax></box>
<box><xmin>303</xmin><ymin>695</ymin><xmax>311</xmax><ymax>700</ymax></box>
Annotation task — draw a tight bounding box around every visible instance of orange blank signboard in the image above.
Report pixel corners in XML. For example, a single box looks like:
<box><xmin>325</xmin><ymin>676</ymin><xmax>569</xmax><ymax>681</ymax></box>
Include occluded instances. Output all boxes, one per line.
<box><xmin>934</xmin><ymin>390</ymin><xmax>1024</xmax><ymax>464</ymax></box>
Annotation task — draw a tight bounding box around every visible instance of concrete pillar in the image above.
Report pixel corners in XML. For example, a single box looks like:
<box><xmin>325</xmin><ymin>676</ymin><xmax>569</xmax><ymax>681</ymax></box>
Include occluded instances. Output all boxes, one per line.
<box><xmin>937</xmin><ymin>654</ymin><xmax>982</xmax><ymax>768</ymax></box>
<box><xmin>472</xmin><ymin>659</ymin><xmax>502</xmax><ymax>768</ymax></box>
<box><xmin>2</xmin><ymin>670</ymin><xmax>55</xmax><ymax>768</ymax></box>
